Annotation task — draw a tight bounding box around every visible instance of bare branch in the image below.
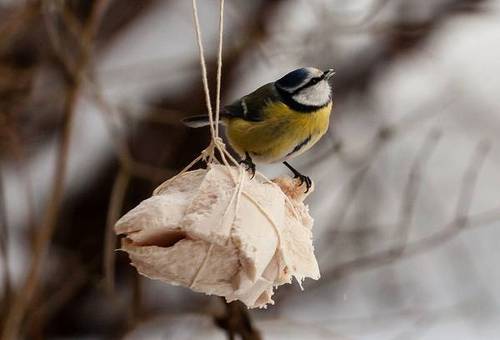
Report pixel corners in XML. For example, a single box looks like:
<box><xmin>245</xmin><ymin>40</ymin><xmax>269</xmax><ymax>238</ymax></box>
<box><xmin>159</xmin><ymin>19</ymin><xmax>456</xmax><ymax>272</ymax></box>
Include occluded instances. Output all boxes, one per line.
<box><xmin>454</xmin><ymin>140</ymin><xmax>491</xmax><ymax>227</ymax></box>
<box><xmin>0</xmin><ymin>159</ymin><xmax>11</xmax><ymax>309</ymax></box>
<box><xmin>395</xmin><ymin>129</ymin><xmax>442</xmax><ymax>247</ymax></box>
<box><xmin>215</xmin><ymin>299</ymin><xmax>262</xmax><ymax>340</ymax></box>
<box><xmin>317</xmin><ymin>206</ymin><xmax>500</xmax><ymax>285</ymax></box>
<box><xmin>2</xmin><ymin>1</ymin><xmax>110</xmax><ymax>337</ymax></box>
<box><xmin>103</xmin><ymin>167</ymin><xmax>130</xmax><ymax>294</ymax></box>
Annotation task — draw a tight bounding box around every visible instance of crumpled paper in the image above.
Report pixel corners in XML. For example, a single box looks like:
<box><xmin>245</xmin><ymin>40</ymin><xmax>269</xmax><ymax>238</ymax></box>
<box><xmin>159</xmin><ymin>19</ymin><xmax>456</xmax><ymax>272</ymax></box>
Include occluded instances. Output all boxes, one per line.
<box><xmin>114</xmin><ymin>164</ymin><xmax>320</xmax><ymax>308</ymax></box>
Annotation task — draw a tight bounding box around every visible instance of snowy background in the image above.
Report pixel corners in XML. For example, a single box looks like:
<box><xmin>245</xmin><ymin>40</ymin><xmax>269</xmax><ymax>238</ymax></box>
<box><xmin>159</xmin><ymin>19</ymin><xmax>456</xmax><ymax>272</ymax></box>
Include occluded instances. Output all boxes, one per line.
<box><xmin>1</xmin><ymin>0</ymin><xmax>500</xmax><ymax>339</ymax></box>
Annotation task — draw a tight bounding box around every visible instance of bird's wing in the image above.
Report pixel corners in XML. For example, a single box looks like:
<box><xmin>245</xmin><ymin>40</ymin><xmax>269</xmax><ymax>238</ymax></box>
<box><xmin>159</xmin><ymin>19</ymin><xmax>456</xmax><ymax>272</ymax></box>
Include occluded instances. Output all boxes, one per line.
<box><xmin>223</xmin><ymin>83</ymin><xmax>279</xmax><ymax>122</ymax></box>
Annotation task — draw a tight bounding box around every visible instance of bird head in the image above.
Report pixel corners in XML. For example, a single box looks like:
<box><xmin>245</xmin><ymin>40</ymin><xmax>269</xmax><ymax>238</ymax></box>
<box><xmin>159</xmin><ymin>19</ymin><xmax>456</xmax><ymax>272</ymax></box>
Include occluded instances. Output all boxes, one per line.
<box><xmin>275</xmin><ymin>67</ymin><xmax>335</xmax><ymax>108</ymax></box>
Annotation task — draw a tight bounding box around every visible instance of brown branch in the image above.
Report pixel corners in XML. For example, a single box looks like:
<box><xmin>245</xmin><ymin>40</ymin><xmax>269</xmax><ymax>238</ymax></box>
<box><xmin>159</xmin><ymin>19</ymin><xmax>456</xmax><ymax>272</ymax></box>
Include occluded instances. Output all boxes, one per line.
<box><xmin>330</xmin><ymin>93</ymin><xmax>453</xmax><ymax>167</ymax></box>
<box><xmin>1</xmin><ymin>119</ymin><xmax>37</xmax><ymax>239</ymax></box>
<box><xmin>454</xmin><ymin>140</ymin><xmax>491</xmax><ymax>227</ymax></box>
<box><xmin>1</xmin><ymin>1</ymin><xmax>110</xmax><ymax>338</ymax></box>
<box><xmin>317</xmin><ymin>136</ymin><xmax>386</xmax><ymax>261</ymax></box>
<box><xmin>394</xmin><ymin>129</ymin><xmax>441</xmax><ymax>247</ymax></box>
<box><xmin>1</xmin><ymin>75</ymin><xmax>80</xmax><ymax>340</ymax></box>
<box><xmin>44</xmin><ymin>2</ymin><xmax>174</xmax><ymax>183</ymax></box>
<box><xmin>128</xmin><ymin>273</ymin><xmax>143</xmax><ymax>327</ymax></box>
<box><xmin>103</xmin><ymin>167</ymin><xmax>130</xmax><ymax>294</ymax></box>
<box><xmin>215</xmin><ymin>300</ymin><xmax>261</xmax><ymax>340</ymax></box>
<box><xmin>318</xmin><ymin>206</ymin><xmax>500</xmax><ymax>285</ymax></box>
<box><xmin>0</xmin><ymin>158</ymin><xmax>11</xmax><ymax>313</ymax></box>
<box><xmin>315</xmin><ymin>97</ymin><xmax>453</xmax><ymax>262</ymax></box>
<box><xmin>316</xmin><ymin>138</ymin><xmax>494</xmax><ymax>284</ymax></box>
<box><xmin>306</xmin><ymin>0</ymin><xmax>393</xmax><ymax>31</ymax></box>
<box><xmin>85</xmin><ymin>83</ymin><xmax>174</xmax><ymax>182</ymax></box>
<box><xmin>0</xmin><ymin>1</ymin><xmax>39</xmax><ymax>51</ymax></box>
<box><xmin>26</xmin><ymin>257</ymin><xmax>87</xmax><ymax>335</ymax></box>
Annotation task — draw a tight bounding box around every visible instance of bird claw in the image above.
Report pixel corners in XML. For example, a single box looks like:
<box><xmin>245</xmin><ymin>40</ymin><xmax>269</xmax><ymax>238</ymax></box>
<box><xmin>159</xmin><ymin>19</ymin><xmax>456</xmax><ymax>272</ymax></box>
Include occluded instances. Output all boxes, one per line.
<box><xmin>294</xmin><ymin>173</ymin><xmax>312</xmax><ymax>193</ymax></box>
<box><xmin>282</xmin><ymin>161</ymin><xmax>312</xmax><ymax>193</ymax></box>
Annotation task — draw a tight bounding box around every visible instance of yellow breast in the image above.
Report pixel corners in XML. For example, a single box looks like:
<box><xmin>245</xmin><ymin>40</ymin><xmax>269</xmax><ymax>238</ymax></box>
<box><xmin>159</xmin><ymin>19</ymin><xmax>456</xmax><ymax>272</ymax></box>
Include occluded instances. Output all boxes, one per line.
<box><xmin>226</xmin><ymin>101</ymin><xmax>332</xmax><ymax>163</ymax></box>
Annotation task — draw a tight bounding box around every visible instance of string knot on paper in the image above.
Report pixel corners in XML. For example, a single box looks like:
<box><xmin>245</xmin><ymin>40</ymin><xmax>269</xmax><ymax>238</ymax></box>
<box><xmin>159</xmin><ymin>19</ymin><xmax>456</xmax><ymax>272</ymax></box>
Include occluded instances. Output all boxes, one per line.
<box><xmin>201</xmin><ymin>137</ymin><xmax>227</xmax><ymax>163</ymax></box>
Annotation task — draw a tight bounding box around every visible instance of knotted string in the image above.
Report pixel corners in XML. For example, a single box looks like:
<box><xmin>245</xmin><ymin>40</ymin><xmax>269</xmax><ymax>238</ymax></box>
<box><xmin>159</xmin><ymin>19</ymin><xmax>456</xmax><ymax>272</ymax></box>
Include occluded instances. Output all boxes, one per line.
<box><xmin>191</xmin><ymin>0</ymin><xmax>237</xmax><ymax>168</ymax></box>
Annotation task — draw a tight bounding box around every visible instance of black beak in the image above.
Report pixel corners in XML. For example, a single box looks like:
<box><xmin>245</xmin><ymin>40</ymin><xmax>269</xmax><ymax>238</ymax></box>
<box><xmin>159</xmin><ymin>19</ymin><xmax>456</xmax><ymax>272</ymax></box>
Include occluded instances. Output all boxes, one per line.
<box><xmin>322</xmin><ymin>69</ymin><xmax>335</xmax><ymax>80</ymax></box>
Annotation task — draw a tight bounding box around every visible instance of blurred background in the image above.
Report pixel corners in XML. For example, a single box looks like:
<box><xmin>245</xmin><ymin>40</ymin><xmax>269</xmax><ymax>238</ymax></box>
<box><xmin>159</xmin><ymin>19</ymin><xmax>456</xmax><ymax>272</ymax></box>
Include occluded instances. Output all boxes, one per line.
<box><xmin>1</xmin><ymin>0</ymin><xmax>500</xmax><ymax>339</ymax></box>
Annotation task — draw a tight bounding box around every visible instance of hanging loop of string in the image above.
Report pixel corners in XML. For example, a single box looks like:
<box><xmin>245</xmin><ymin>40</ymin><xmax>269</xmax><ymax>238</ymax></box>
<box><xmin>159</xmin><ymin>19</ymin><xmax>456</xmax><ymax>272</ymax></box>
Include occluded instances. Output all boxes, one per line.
<box><xmin>191</xmin><ymin>0</ymin><xmax>216</xmax><ymax>139</ymax></box>
<box><xmin>214</xmin><ymin>0</ymin><xmax>224</xmax><ymax>138</ymax></box>
<box><xmin>158</xmin><ymin>0</ymin><xmax>238</xmax><ymax>185</ymax></box>
<box><xmin>191</xmin><ymin>0</ymin><xmax>234</xmax><ymax>168</ymax></box>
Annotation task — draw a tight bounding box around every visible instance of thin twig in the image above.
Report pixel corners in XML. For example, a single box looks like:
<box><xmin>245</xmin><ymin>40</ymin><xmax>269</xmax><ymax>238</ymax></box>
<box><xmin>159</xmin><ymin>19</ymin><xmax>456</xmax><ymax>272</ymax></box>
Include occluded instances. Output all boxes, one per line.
<box><xmin>394</xmin><ymin>129</ymin><xmax>441</xmax><ymax>247</ymax></box>
<box><xmin>104</xmin><ymin>167</ymin><xmax>130</xmax><ymax>294</ymax></box>
<box><xmin>2</xmin><ymin>122</ymin><xmax>37</xmax><ymax>241</ymax></box>
<box><xmin>318</xmin><ymin>206</ymin><xmax>500</xmax><ymax>285</ymax></box>
<box><xmin>305</xmin><ymin>0</ymin><xmax>393</xmax><ymax>30</ymax></box>
<box><xmin>316</xmin><ymin>98</ymin><xmax>452</xmax><ymax>262</ymax></box>
<box><xmin>26</xmin><ymin>258</ymin><xmax>87</xmax><ymax>332</ymax></box>
<box><xmin>331</xmin><ymin>94</ymin><xmax>453</xmax><ymax>167</ymax></box>
<box><xmin>1</xmin><ymin>1</ymin><xmax>109</xmax><ymax>338</ymax></box>
<box><xmin>317</xmin><ymin>139</ymin><xmax>493</xmax><ymax>284</ymax></box>
<box><xmin>0</xmin><ymin>160</ymin><xmax>11</xmax><ymax>309</ymax></box>
<box><xmin>1</xmin><ymin>78</ymin><xmax>80</xmax><ymax>340</ymax></box>
<box><xmin>44</xmin><ymin>1</ymin><xmax>173</xmax><ymax>183</ymax></box>
<box><xmin>85</xmin><ymin>83</ymin><xmax>173</xmax><ymax>181</ymax></box>
<box><xmin>215</xmin><ymin>300</ymin><xmax>262</xmax><ymax>340</ymax></box>
<box><xmin>454</xmin><ymin>140</ymin><xmax>491</xmax><ymax>227</ymax></box>
<box><xmin>0</xmin><ymin>2</ymin><xmax>38</xmax><ymax>51</ymax></box>
<box><xmin>316</xmin><ymin>134</ymin><xmax>500</xmax><ymax>286</ymax></box>
<box><xmin>318</xmin><ymin>137</ymin><xmax>385</xmax><ymax>260</ymax></box>
<box><xmin>128</xmin><ymin>273</ymin><xmax>143</xmax><ymax>326</ymax></box>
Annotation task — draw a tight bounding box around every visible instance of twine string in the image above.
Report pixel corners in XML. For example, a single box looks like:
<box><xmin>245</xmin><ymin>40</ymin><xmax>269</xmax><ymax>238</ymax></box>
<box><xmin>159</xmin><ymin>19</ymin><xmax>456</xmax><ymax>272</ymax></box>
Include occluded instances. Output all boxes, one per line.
<box><xmin>189</xmin><ymin>0</ymin><xmax>230</xmax><ymax>288</ymax></box>
<box><xmin>214</xmin><ymin>0</ymin><xmax>224</xmax><ymax>138</ymax></box>
<box><xmin>191</xmin><ymin>0</ymin><xmax>216</xmax><ymax>140</ymax></box>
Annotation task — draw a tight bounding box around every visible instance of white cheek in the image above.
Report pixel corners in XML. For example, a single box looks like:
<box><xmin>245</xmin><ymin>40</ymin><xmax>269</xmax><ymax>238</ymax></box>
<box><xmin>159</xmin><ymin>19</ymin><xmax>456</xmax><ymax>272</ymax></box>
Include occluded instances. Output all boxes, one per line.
<box><xmin>293</xmin><ymin>82</ymin><xmax>331</xmax><ymax>106</ymax></box>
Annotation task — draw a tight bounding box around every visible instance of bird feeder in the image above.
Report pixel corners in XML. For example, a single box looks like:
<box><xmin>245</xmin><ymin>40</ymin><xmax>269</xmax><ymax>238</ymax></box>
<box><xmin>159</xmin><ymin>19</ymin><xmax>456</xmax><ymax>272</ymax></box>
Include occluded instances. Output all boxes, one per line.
<box><xmin>114</xmin><ymin>0</ymin><xmax>320</xmax><ymax>308</ymax></box>
<box><xmin>115</xmin><ymin>165</ymin><xmax>320</xmax><ymax>308</ymax></box>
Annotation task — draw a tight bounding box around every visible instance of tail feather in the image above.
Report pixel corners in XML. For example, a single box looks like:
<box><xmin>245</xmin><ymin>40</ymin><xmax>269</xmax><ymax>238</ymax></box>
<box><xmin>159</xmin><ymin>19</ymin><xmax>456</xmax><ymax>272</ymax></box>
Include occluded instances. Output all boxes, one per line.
<box><xmin>181</xmin><ymin>115</ymin><xmax>211</xmax><ymax>128</ymax></box>
<box><xmin>181</xmin><ymin>114</ymin><xmax>226</xmax><ymax>128</ymax></box>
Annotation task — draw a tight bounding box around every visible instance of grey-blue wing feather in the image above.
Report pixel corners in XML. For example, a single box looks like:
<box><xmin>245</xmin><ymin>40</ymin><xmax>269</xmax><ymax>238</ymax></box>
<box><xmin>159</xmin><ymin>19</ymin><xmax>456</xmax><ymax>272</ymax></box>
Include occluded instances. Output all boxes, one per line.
<box><xmin>223</xmin><ymin>83</ymin><xmax>279</xmax><ymax>122</ymax></box>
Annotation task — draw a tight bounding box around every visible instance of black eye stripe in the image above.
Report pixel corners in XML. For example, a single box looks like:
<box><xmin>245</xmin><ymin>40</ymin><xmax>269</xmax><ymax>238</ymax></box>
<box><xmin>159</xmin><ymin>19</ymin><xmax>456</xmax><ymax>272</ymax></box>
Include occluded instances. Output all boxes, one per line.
<box><xmin>291</xmin><ymin>76</ymin><xmax>322</xmax><ymax>95</ymax></box>
<box><xmin>307</xmin><ymin>76</ymin><xmax>324</xmax><ymax>87</ymax></box>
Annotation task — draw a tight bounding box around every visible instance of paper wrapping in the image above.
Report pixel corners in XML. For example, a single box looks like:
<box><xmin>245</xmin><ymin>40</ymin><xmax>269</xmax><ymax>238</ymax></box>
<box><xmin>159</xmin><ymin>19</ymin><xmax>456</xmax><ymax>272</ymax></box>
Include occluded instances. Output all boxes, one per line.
<box><xmin>114</xmin><ymin>165</ymin><xmax>320</xmax><ymax>308</ymax></box>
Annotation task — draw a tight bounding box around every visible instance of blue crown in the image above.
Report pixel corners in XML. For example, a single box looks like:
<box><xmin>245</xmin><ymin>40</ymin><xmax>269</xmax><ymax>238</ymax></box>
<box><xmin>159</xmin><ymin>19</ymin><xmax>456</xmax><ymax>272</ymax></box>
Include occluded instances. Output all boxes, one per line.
<box><xmin>276</xmin><ymin>68</ymin><xmax>311</xmax><ymax>90</ymax></box>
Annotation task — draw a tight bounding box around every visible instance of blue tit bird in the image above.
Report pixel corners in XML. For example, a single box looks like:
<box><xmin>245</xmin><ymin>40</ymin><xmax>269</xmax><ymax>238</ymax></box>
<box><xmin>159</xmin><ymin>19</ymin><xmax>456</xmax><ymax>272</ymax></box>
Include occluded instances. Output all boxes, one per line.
<box><xmin>182</xmin><ymin>67</ymin><xmax>335</xmax><ymax>192</ymax></box>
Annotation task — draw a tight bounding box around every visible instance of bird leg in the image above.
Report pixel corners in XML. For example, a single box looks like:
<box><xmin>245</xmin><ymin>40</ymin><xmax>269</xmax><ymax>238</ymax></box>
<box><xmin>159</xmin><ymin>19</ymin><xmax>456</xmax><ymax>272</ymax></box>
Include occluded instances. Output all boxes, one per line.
<box><xmin>283</xmin><ymin>161</ymin><xmax>312</xmax><ymax>193</ymax></box>
<box><xmin>239</xmin><ymin>152</ymin><xmax>256</xmax><ymax>178</ymax></box>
